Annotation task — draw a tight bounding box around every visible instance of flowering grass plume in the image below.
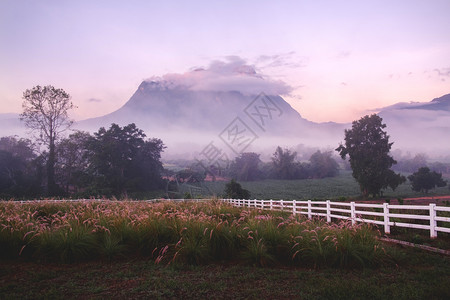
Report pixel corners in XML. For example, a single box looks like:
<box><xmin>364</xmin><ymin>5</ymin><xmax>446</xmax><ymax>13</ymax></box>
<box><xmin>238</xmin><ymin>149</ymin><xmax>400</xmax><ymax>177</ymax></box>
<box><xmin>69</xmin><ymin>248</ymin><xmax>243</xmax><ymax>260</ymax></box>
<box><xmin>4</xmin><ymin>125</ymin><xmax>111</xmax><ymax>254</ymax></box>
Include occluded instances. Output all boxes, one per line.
<box><xmin>0</xmin><ymin>200</ymin><xmax>387</xmax><ymax>267</ymax></box>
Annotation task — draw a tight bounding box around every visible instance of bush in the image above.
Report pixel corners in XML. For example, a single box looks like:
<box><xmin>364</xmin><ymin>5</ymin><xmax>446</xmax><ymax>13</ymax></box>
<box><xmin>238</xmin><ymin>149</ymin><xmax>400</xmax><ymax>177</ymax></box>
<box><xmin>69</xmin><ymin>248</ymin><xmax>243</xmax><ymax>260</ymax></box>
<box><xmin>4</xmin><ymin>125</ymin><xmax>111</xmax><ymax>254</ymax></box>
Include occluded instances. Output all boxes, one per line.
<box><xmin>224</xmin><ymin>179</ymin><xmax>251</xmax><ymax>199</ymax></box>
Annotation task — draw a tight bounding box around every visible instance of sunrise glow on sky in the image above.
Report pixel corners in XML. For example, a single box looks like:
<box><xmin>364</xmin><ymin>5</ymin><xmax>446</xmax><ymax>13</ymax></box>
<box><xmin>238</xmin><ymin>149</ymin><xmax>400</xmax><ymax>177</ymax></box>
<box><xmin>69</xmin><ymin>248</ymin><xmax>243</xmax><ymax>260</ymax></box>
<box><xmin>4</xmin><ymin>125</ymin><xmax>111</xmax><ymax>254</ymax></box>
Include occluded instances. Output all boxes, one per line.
<box><xmin>1</xmin><ymin>0</ymin><xmax>449</xmax><ymax>123</ymax></box>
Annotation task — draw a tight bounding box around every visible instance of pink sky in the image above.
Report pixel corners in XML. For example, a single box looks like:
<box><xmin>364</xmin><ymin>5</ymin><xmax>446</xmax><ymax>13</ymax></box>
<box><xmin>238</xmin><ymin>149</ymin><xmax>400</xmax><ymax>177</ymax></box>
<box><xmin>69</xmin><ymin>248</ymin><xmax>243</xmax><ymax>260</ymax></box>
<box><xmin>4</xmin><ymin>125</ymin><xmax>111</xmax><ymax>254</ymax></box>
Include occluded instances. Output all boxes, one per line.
<box><xmin>1</xmin><ymin>0</ymin><xmax>449</xmax><ymax>123</ymax></box>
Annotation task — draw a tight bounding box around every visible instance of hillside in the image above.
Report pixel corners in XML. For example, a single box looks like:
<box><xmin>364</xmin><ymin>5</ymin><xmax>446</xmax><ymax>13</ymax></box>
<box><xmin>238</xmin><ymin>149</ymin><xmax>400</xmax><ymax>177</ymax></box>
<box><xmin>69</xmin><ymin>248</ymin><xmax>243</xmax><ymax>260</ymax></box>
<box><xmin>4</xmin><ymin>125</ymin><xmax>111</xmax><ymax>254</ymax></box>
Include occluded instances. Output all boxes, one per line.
<box><xmin>76</xmin><ymin>80</ymin><xmax>346</xmax><ymax>156</ymax></box>
<box><xmin>378</xmin><ymin>93</ymin><xmax>450</xmax><ymax>156</ymax></box>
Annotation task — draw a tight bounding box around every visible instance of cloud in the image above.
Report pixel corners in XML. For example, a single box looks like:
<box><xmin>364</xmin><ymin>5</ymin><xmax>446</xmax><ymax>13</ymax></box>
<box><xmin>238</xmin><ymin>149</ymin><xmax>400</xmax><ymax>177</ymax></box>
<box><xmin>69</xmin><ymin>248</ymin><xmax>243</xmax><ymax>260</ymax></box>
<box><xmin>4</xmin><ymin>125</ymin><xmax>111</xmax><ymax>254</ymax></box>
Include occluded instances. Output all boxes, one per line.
<box><xmin>256</xmin><ymin>52</ymin><xmax>307</xmax><ymax>69</ymax></box>
<box><xmin>336</xmin><ymin>51</ymin><xmax>351</xmax><ymax>59</ymax></box>
<box><xmin>87</xmin><ymin>98</ymin><xmax>102</xmax><ymax>103</ymax></box>
<box><xmin>433</xmin><ymin>67</ymin><xmax>450</xmax><ymax>81</ymax></box>
<box><xmin>145</xmin><ymin>56</ymin><xmax>293</xmax><ymax>95</ymax></box>
<box><xmin>434</xmin><ymin>67</ymin><xmax>450</xmax><ymax>77</ymax></box>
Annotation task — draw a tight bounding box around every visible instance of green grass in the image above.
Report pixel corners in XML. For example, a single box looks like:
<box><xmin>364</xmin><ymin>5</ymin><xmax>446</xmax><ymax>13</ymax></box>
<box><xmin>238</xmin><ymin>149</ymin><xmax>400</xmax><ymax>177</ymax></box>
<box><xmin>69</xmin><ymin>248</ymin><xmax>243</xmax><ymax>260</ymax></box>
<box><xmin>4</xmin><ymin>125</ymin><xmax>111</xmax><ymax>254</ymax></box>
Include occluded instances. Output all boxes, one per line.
<box><xmin>204</xmin><ymin>171</ymin><xmax>450</xmax><ymax>200</ymax></box>
<box><xmin>1</xmin><ymin>249</ymin><xmax>449</xmax><ymax>299</ymax></box>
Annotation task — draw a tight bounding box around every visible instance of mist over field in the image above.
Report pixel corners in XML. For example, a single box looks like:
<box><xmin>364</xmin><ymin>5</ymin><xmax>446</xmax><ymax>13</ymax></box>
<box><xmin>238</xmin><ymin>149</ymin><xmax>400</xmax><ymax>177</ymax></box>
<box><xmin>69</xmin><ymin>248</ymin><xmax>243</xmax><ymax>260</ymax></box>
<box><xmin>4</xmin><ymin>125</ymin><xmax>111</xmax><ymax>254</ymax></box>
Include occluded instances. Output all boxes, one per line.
<box><xmin>73</xmin><ymin>60</ymin><xmax>450</xmax><ymax>161</ymax></box>
<box><xmin>1</xmin><ymin>60</ymin><xmax>449</xmax><ymax>161</ymax></box>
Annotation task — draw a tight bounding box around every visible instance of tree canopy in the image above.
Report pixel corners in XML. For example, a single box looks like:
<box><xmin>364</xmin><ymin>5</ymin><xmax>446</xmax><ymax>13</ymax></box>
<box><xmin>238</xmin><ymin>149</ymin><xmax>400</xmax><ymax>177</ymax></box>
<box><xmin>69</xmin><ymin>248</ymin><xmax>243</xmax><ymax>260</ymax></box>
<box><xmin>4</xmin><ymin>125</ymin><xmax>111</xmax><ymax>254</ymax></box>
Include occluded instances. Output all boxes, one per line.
<box><xmin>271</xmin><ymin>146</ymin><xmax>299</xmax><ymax>179</ymax></box>
<box><xmin>224</xmin><ymin>179</ymin><xmax>250</xmax><ymax>199</ymax></box>
<box><xmin>55</xmin><ymin>131</ymin><xmax>92</xmax><ymax>194</ymax></box>
<box><xmin>309</xmin><ymin>150</ymin><xmax>339</xmax><ymax>178</ymax></box>
<box><xmin>21</xmin><ymin>85</ymin><xmax>75</xmax><ymax>195</ymax></box>
<box><xmin>336</xmin><ymin>114</ymin><xmax>405</xmax><ymax>197</ymax></box>
<box><xmin>85</xmin><ymin>123</ymin><xmax>165</xmax><ymax>197</ymax></box>
<box><xmin>0</xmin><ymin>136</ymin><xmax>41</xmax><ymax>197</ymax></box>
<box><xmin>228</xmin><ymin>152</ymin><xmax>262</xmax><ymax>181</ymax></box>
<box><xmin>408</xmin><ymin>167</ymin><xmax>447</xmax><ymax>193</ymax></box>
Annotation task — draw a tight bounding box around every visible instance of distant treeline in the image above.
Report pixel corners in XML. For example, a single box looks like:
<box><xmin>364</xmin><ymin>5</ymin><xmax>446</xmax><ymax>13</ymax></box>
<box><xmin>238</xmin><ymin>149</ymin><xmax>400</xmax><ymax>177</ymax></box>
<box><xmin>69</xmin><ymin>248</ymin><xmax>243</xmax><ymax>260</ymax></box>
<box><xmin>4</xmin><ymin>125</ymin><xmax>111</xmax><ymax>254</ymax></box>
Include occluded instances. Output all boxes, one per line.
<box><xmin>391</xmin><ymin>153</ymin><xmax>450</xmax><ymax>174</ymax></box>
<box><xmin>0</xmin><ymin>123</ymin><xmax>341</xmax><ymax>199</ymax></box>
<box><xmin>167</xmin><ymin>147</ymin><xmax>340</xmax><ymax>183</ymax></box>
<box><xmin>1</xmin><ymin>122</ymin><xmax>448</xmax><ymax>199</ymax></box>
<box><xmin>0</xmin><ymin>123</ymin><xmax>165</xmax><ymax>199</ymax></box>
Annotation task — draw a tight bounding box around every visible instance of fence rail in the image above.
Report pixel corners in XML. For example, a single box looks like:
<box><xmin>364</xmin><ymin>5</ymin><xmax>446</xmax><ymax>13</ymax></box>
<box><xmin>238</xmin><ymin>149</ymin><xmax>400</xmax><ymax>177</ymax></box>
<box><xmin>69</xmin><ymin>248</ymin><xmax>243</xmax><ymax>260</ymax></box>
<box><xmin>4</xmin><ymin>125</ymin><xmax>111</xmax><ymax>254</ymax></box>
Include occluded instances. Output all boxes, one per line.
<box><xmin>222</xmin><ymin>199</ymin><xmax>450</xmax><ymax>238</ymax></box>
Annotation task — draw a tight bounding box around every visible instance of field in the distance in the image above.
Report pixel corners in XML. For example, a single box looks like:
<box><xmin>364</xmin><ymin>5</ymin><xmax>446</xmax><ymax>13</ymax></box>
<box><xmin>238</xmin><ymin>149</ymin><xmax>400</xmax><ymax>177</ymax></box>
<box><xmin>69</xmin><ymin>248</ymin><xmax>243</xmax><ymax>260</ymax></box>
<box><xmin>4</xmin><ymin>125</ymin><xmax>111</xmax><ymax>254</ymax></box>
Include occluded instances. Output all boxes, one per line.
<box><xmin>204</xmin><ymin>171</ymin><xmax>450</xmax><ymax>201</ymax></box>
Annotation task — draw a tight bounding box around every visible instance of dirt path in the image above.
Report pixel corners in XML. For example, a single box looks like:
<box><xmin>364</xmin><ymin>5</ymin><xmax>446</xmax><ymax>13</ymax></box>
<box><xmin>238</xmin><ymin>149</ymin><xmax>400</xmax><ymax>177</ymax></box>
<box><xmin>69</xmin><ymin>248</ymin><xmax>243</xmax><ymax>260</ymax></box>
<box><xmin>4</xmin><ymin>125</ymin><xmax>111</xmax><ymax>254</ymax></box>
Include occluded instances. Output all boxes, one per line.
<box><xmin>358</xmin><ymin>195</ymin><xmax>450</xmax><ymax>205</ymax></box>
<box><xmin>403</xmin><ymin>195</ymin><xmax>450</xmax><ymax>201</ymax></box>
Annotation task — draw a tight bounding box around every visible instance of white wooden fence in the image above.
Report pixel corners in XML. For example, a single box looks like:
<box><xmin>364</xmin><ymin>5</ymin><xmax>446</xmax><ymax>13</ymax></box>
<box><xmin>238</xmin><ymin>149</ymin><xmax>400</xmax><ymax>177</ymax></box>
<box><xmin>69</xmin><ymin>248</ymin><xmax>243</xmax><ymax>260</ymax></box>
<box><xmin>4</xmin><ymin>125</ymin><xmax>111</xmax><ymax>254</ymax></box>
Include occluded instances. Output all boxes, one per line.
<box><xmin>222</xmin><ymin>199</ymin><xmax>450</xmax><ymax>238</ymax></box>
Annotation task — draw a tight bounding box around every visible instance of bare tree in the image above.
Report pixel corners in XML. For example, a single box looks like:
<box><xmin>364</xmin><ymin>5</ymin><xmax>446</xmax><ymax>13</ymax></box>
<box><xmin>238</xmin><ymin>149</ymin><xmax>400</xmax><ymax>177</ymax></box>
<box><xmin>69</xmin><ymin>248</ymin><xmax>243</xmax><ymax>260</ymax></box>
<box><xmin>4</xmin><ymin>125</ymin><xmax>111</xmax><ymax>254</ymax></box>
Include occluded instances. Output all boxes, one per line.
<box><xmin>21</xmin><ymin>85</ymin><xmax>75</xmax><ymax>195</ymax></box>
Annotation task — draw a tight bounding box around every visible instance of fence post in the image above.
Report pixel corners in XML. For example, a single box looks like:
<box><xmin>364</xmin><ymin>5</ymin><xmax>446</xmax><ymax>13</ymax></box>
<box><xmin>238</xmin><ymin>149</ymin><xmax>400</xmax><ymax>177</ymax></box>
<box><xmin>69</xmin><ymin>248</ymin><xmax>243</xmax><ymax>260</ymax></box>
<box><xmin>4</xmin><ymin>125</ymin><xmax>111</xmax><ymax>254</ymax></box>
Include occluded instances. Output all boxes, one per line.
<box><xmin>292</xmin><ymin>200</ymin><xmax>296</xmax><ymax>216</ymax></box>
<box><xmin>350</xmin><ymin>202</ymin><xmax>356</xmax><ymax>225</ymax></box>
<box><xmin>326</xmin><ymin>200</ymin><xmax>331</xmax><ymax>223</ymax></box>
<box><xmin>383</xmin><ymin>203</ymin><xmax>390</xmax><ymax>234</ymax></box>
<box><xmin>430</xmin><ymin>203</ymin><xmax>437</xmax><ymax>238</ymax></box>
<box><xmin>270</xmin><ymin>199</ymin><xmax>273</xmax><ymax>211</ymax></box>
<box><xmin>308</xmin><ymin>200</ymin><xmax>312</xmax><ymax>219</ymax></box>
<box><xmin>254</xmin><ymin>199</ymin><xmax>257</xmax><ymax>209</ymax></box>
<box><xmin>280</xmin><ymin>199</ymin><xmax>284</xmax><ymax>211</ymax></box>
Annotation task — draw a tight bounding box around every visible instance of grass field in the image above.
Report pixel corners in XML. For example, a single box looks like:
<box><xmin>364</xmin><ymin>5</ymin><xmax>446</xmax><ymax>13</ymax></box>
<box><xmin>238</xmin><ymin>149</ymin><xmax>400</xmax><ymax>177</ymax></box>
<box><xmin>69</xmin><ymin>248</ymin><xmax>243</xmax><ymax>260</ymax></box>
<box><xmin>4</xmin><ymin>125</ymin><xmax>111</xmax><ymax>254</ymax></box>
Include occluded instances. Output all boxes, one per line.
<box><xmin>1</xmin><ymin>247</ymin><xmax>449</xmax><ymax>299</ymax></box>
<box><xmin>204</xmin><ymin>171</ymin><xmax>450</xmax><ymax>200</ymax></box>
<box><xmin>1</xmin><ymin>200</ymin><xmax>449</xmax><ymax>299</ymax></box>
<box><xmin>0</xmin><ymin>200</ymin><xmax>387</xmax><ymax>267</ymax></box>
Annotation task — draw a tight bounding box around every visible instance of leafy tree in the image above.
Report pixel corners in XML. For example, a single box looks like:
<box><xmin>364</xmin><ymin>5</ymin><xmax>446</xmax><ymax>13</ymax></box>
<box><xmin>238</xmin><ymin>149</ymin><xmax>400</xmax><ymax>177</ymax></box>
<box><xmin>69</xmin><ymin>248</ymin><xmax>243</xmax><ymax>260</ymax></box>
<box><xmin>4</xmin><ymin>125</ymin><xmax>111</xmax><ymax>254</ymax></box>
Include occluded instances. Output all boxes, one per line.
<box><xmin>309</xmin><ymin>150</ymin><xmax>339</xmax><ymax>178</ymax></box>
<box><xmin>228</xmin><ymin>152</ymin><xmax>262</xmax><ymax>181</ymax></box>
<box><xmin>55</xmin><ymin>131</ymin><xmax>92</xmax><ymax>194</ymax></box>
<box><xmin>271</xmin><ymin>147</ymin><xmax>298</xmax><ymax>179</ymax></box>
<box><xmin>86</xmin><ymin>123</ymin><xmax>165</xmax><ymax>197</ymax></box>
<box><xmin>20</xmin><ymin>85</ymin><xmax>75</xmax><ymax>195</ymax></box>
<box><xmin>336</xmin><ymin>114</ymin><xmax>405</xmax><ymax>197</ymax></box>
<box><xmin>0</xmin><ymin>136</ymin><xmax>42</xmax><ymax>197</ymax></box>
<box><xmin>224</xmin><ymin>179</ymin><xmax>250</xmax><ymax>199</ymax></box>
<box><xmin>0</xmin><ymin>136</ymin><xmax>36</xmax><ymax>161</ymax></box>
<box><xmin>408</xmin><ymin>167</ymin><xmax>447</xmax><ymax>193</ymax></box>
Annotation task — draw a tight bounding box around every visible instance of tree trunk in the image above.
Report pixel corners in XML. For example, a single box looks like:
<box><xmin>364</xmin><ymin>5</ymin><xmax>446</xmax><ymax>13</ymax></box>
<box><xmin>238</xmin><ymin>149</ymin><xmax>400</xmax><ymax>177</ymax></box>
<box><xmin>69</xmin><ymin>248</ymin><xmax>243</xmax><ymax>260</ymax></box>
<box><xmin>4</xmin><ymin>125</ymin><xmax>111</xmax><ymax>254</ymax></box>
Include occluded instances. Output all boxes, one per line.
<box><xmin>47</xmin><ymin>137</ymin><xmax>56</xmax><ymax>196</ymax></box>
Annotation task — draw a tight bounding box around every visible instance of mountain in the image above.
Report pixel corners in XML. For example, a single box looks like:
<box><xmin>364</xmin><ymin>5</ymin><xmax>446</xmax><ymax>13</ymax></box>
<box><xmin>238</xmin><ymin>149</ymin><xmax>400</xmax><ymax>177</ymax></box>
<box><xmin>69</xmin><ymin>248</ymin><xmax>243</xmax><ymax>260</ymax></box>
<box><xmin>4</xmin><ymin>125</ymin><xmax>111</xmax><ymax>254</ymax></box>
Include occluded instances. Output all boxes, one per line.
<box><xmin>378</xmin><ymin>93</ymin><xmax>450</xmax><ymax>156</ymax></box>
<box><xmin>403</xmin><ymin>93</ymin><xmax>450</xmax><ymax>111</ymax></box>
<box><xmin>2</xmin><ymin>82</ymin><xmax>449</xmax><ymax>158</ymax></box>
<box><xmin>77</xmin><ymin>80</ymin><xmax>346</xmax><ymax>157</ymax></box>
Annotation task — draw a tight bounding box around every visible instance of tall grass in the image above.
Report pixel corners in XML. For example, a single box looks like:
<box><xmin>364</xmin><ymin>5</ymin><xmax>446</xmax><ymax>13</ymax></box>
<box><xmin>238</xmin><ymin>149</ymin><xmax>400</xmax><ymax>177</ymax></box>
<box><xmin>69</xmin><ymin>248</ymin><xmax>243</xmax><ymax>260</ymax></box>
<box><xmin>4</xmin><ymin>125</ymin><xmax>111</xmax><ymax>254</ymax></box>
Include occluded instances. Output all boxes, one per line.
<box><xmin>0</xmin><ymin>200</ymin><xmax>387</xmax><ymax>268</ymax></box>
